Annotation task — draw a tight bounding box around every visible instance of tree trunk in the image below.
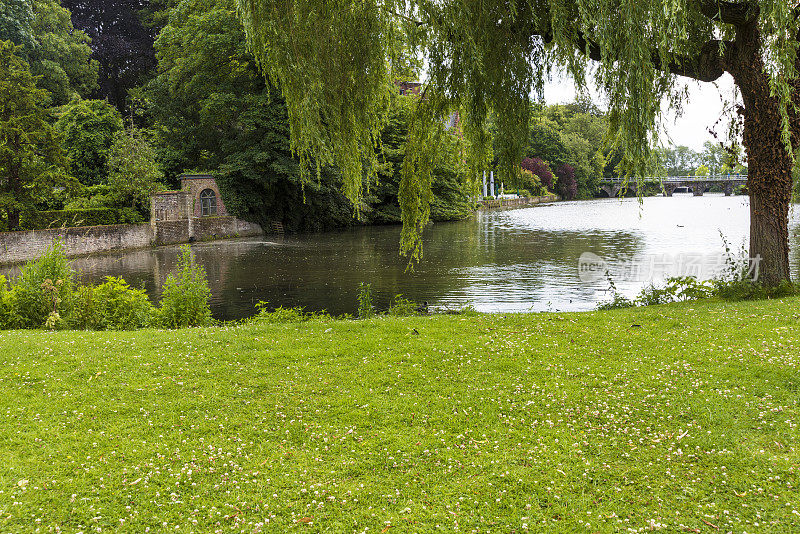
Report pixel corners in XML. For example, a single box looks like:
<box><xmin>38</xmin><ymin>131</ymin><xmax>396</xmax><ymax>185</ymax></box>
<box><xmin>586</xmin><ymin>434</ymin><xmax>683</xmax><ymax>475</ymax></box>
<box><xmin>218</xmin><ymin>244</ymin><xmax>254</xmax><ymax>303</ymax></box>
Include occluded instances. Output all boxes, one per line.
<box><xmin>727</xmin><ymin>23</ymin><xmax>793</xmax><ymax>286</ymax></box>
<box><xmin>7</xmin><ymin>209</ymin><xmax>20</xmax><ymax>232</ymax></box>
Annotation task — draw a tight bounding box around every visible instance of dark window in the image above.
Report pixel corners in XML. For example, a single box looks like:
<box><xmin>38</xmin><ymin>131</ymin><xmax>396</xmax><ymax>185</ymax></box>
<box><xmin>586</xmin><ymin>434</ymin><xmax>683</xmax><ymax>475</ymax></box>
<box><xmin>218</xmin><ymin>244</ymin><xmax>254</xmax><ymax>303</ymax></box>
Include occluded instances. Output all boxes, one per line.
<box><xmin>200</xmin><ymin>189</ymin><xmax>217</xmax><ymax>216</ymax></box>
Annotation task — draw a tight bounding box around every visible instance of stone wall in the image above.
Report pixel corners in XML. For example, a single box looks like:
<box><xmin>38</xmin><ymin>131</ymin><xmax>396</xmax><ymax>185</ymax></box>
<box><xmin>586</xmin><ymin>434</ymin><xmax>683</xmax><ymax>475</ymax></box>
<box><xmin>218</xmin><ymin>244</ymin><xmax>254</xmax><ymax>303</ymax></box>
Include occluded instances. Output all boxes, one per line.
<box><xmin>152</xmin><ymin>190</ymin><xmax>191</xmax><ymax>222</ymax></box>
<box><xmin>151</xmin><ymin>220</ymin><xmax>190</xmax><ymax>246</ymax></box>
<box><xmin>0</xmin><ymin>224</ymin><xmax>153</xmax><ymax>265</ymax></box>
<box><xmin>191</xmin><ymin>216</ymin><xmax>263</xmax><ymax>241</ymax></box>
<box><xmin>0</xmin><ymin>217</ymin><xmax>264</xmax><ymax>265</ymax></box>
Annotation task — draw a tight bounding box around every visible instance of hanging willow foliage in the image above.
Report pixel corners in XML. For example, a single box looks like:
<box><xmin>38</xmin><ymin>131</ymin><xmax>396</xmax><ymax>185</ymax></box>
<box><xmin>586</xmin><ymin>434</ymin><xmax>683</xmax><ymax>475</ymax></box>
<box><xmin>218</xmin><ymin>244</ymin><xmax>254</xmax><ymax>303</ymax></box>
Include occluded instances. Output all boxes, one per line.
<box><xmin>235</xmin><ymin>0</ymin><xmax>800</xmax><ymax>275</ymax></box>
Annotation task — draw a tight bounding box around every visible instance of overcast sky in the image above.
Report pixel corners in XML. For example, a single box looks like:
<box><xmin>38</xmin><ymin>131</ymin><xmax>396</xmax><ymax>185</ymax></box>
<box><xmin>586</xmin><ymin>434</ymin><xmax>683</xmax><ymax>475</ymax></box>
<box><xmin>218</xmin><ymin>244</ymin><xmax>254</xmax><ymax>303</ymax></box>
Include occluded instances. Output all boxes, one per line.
<box><xmin>542</xmin><ymin>72</ymin><xmax>740</xmax><ymax>152</ymax></box>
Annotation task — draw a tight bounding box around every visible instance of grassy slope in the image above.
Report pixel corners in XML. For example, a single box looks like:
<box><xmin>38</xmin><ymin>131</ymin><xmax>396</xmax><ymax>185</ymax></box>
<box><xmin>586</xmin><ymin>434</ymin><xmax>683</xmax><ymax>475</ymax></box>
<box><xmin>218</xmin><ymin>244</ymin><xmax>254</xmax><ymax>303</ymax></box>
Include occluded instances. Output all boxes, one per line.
<box><xmin>0</xmin><ymin>298</ymin><xmax>798</xmax><ymax>533</ymax></box>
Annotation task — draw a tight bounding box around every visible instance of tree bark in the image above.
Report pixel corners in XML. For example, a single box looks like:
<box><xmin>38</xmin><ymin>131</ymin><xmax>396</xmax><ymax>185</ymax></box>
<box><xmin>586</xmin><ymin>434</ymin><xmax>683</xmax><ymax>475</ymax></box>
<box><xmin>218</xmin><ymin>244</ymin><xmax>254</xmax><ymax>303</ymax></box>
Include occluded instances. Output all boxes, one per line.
<box><xmin>726</xmin><ymin>23</ymin><xmax>793</xmax><ymax>286</ymax></box>
<box><xmin>7</xmin><ymin>209</ymin><xmax>20</xmax><ymax>232</ymax></box>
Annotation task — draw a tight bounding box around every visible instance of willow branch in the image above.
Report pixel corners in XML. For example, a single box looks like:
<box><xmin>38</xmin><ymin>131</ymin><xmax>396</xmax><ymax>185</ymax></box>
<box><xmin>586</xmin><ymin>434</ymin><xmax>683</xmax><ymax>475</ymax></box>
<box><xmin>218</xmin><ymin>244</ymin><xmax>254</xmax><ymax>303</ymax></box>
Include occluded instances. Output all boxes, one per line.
<box><xmin>694</xmin><ymin>0</ymin><xmax>759</xmax><ymax>26</ymax></box>
<box><xmin>570</xmin><ymin>31</ymin><xmax>727</xmax><ymax>82</ymax></box>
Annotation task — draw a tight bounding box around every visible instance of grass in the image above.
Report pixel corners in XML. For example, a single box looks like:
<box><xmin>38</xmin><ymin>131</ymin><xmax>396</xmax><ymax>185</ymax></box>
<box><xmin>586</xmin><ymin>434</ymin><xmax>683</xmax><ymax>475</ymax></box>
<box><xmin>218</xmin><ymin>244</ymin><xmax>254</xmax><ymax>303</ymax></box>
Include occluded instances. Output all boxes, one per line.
<box><xmin>0</xmin><ymin>298</ymin><xmax>798</xmax><ymax>533</ymax></box>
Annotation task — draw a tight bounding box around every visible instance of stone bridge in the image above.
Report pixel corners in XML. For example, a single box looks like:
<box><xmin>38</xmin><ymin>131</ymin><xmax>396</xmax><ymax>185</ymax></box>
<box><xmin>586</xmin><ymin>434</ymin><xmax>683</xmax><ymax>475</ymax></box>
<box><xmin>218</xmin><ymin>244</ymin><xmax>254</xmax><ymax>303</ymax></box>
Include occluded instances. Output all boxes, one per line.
<box><xmin>599</xmin><ymin>175</ymin><xmax>747</xmax><ymax>198</ymax></box>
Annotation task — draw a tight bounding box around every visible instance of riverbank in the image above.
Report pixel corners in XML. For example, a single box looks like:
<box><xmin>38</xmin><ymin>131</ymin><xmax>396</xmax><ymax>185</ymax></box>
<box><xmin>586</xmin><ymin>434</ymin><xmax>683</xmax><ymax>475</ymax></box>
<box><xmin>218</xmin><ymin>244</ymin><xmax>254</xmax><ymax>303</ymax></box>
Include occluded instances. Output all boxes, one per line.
<box><xmin>477</xmin><ymin>193</ymin><xmax>560</xmax><ymax>209</ymax></box>
<box><xmin>0</xmin><ymin>216</ymin><xmax>264</xmax><ymax>266</ymax></box>
<box><xmin>1</xmin><ymin>297</ymin><xmax>798</xmax><ymax>532</ymax></box>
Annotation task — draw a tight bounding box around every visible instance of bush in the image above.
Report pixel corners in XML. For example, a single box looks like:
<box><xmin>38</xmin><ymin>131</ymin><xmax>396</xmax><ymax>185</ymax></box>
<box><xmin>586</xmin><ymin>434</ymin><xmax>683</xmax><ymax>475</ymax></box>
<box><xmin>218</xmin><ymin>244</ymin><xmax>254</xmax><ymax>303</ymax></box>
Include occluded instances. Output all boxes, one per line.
<box><xmin>711</xmin><ymin>279</ymin><xmax>799</xmax><ymax>301</ymax></box>
<box><xmin>67</xmin><ymin>285</ymin><xmax>100</xmax><ymax>330</ymax></box>
<box><xmin>516</xmin><ymin>169</ymin><xmax>547</xmax><ymax>197</ymax></box>
<box><xmin>158</xmin><ymin>246</ymin><xmax>212</xmax><ymax>328</ymax></box>
<box><xmin>14</xmin><ymin>241</ymin><xmax>74</xmax><ymax>328</ymax></box>
<box><xmin>521</xmin><ymin>157</ymin><xmax>555</xmax><ymax>191</ymax></box>
<box><xmin>20</xmin><ymin>208</ymin><xmax>143</xmax><ymax>229</ymax></box>
<box><xmin>250</xmin><ymin>302</ymin><xmax>311</xmax><ymax>323</ymax></box>
<box><xmin>597</xmin><ymin>293</ymin><xmax>634</xmax><ymax>310</ymax></box>
<box><xmin>705</xmin><ymin>233</ymin><xmax>799</xmax><ymax>301</ymax></box>
<box><xmin>634</xmin><ymin>277</ymin><xmax>713</xmax><ymax>306</ymax></box>
<box><xmin>554</xmin><ymin>163</ymin><xmax>578</xmax><ymax>200</ymax></box>
<box><xmin>596</xmin><ymin>271</ymin><xmax>634</xmax><ymax>310</ymax></box>
<box><xmin>387</xmin><ymin>294</ymin><xmax>424</xmax><ymax>316</ymax></box>
<box><xmin>357</xmin><ymin>283</ymin><xmax>374</xmax><ymax>319</ymax></box>
<box><xmin>0</xmin><ymin>276</ymin><xmax>21</xmax><ymax>329</ymax></box>
<box><xmin>92</xmin><ymin>277</ymin><xmax>155</xmax><ymax>330</ymax></box>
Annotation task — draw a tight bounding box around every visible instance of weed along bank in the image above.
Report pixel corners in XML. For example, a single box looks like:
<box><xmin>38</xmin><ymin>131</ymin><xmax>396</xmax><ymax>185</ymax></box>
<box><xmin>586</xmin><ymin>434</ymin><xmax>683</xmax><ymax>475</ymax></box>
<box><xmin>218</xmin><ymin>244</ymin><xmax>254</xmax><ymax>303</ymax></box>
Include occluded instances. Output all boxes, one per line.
<box><xmin>0</xmin><ymin>174</ymin><xmax>263</xmax><ymax>265</ymax></box>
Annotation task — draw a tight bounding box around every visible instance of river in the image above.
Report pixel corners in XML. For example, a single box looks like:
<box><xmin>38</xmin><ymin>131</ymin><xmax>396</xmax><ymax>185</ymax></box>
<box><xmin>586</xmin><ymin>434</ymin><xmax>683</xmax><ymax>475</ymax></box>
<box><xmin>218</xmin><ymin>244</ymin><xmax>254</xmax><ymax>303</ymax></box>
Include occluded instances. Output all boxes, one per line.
<box><xmin>5</xmin><ymin>194</ymin><xmax>800</xmax><ymax>319</ymax></box>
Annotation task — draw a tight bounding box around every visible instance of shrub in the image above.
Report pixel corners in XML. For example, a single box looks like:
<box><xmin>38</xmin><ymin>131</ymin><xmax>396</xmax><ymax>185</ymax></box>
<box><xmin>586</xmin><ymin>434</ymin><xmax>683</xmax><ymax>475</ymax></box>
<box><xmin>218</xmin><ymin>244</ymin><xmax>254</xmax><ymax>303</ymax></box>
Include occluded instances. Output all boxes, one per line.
<box><xmin>711</xmin><ymin>279</ymin><xmax>799</xmax><ymax>301</ymax></box>
<box><xmin>521</xmin><ymin>157</ymin><xmax>555</xmax><ymax>191</ymax></box>
<box><xmin>554</xmin><ymin>163</ymin><xmax>578</xmax><ymax>200</ymax></box>
<box><xmin>0</xmin><ymin>276</ymin><xmax>21</xmax><ymax>329</ymax></box>
<box><xmin>666</xmin><ymin>277</ymin><xmax>714</xmax><ymax>301</ymax></box>
<box><xmin>67</xmin><ymin>285</ymin><xmax>100</xmax><ymax>330</ymax></box>
<box><xmin>387</xmin><ymin>294</ymin><xmax>423</xmax><ymax>316</ymax></box>
<box><xmin>92</xmin><ymin>277</ymin><xmax>155</xmax><ymax>330</ymax></box>
<box><xmin>634</xmin><ymin>282</ymin><xmax>674</xmax><ymax>307</ymax></box>
<box><xmin>19</xmin><ymin>208</ymin><xmax>142</xmax><ymax>229</ymax></box>
<box><xmin>596</xmin><ymin>271</ymin><xmax>634</xmax><ymax>310</ymax></box>
<box><xmin>251</xmin><ymin>302</ymin><xmax>310</xmax><ymax>323</ymax></box>
<box><xmin>705</xmin><ymin>233</ymin><xmax>798</xmax><ymax>301</ymax></box>
<box><xmin>14</xmin><ymin>241</ymin><xmax>74</xmax><ymax>328</ymax></box>
<box><xmin>516</xmin><ymin>169</ymin><xmax>547</xmax><ymax>197</ymax></box>
<box><xmin>597</xmin><ymin>293</ymin><xmax>634</xmax><ymax>310</ymax></box>
<box><xmin>158</xmin><ymin>246</ymin><xmax>212</xmax><ymax>328</ymax></box>
<box><xmin>357</xmin><ymin>282</ymin><xmax>374</xmax><ymax>318</ymax></box>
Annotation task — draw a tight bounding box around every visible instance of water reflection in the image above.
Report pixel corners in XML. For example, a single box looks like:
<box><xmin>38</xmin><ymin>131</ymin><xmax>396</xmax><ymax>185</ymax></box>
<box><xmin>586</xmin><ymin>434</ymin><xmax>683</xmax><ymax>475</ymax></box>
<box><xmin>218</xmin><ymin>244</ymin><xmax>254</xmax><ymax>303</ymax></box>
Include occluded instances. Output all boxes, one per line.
<box><xmin>3</xmin><ymin>195</ymin><xmax>799</xmax><ymax>319</ymax></box>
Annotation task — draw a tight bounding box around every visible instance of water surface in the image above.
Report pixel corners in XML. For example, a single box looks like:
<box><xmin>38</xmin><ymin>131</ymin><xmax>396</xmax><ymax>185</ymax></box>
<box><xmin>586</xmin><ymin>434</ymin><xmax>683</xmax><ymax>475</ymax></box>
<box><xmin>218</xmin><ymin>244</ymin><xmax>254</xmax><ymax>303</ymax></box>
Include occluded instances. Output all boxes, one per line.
<box><xmin>5</xmin><ymin>195</ymin><xmax>799</xmax><ymax>319</ymax></box>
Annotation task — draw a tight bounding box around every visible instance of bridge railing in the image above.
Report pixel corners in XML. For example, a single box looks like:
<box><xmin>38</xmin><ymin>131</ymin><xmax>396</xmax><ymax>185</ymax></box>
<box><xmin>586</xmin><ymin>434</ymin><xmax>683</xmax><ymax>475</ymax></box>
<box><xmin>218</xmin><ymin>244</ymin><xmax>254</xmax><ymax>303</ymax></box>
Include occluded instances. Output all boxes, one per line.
<box><xmin>601</xmin><ymin>175</ymin><xmax>747</xmax><ymax>184</ymax></box>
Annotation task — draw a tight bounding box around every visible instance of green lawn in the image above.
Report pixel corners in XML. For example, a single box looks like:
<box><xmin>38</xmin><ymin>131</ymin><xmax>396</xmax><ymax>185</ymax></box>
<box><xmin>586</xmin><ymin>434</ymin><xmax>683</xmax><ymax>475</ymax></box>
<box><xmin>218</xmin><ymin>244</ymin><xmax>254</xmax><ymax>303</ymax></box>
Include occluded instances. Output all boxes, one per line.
<box><xmin>0</xmin><ymin>298</ymin><xmax>798</xmax><ymax>533</ymax></box>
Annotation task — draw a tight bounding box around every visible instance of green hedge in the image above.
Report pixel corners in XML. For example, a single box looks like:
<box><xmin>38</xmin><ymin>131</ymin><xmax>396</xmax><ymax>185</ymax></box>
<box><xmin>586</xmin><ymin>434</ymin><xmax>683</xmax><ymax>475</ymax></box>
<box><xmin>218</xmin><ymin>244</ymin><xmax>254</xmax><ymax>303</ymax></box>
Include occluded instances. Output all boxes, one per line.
<box><xmin>20</xmin><ymin>208</ymin><xmax>144</xmax><ymax>230</ymax></box>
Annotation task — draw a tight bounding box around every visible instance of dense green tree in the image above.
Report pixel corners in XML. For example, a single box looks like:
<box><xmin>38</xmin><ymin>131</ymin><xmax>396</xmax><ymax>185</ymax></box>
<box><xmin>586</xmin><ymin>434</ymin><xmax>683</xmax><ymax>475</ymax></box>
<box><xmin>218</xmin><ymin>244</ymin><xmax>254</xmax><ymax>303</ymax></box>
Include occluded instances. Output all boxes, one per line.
<box><xmin>235</xmin><ymin>0</ymin><xmax>800</xmax><ymax>285</ymax></box>
<box><xmin>521</xmin><ymin>104</ymin><xmax>605</xmax><ymax>198</ymax></box>
<box><xmin>54</xmin><ymin>98</ymin><xmax>123</xmax><ymax>186</ymax></box>
<box><xmin>655</xmin><ymin>145</ymin><xmax>702</xmax><ymax>177</ymax></box>
<box><xmin>367</xmin><ymin>97</ymin><xmax>471</xmax><ymax>224</ymax></box>
<box><xmin>1</xmin><ymin>0</ymin><xmax>98</xmax><ymax>105</ymax></box>
<box><xmin>144</xmin><ymin>0</ymin><xmax>467</xmax><ymax>232</ymax></box>
<box><xmin>699</xmin><ymin>140</ymin><xmax>744</xmax><ymax>176</ymax></box>
<box><xmin>29</xmin><ymin>0</ymin><xmax>98</xmax><ymax>105</ymax></box>
<box><xmin>527</xmin><ymin>118</ymin><xmax>570</xmax><ymax>167</ymax></box>
<box><xmin>0</xmin><ymin>0</ymin><xmax>36</xmax><ymax>52</ymax></box>
<box><xmin>106</xmin><ymin>127</ymin><xmax>164</xmax><ymax>215</ymax></box>
<box><xmin>61</xmin><ymin>0</ymin><xmax>155</xmax><ymax>113</ymax></box>
<box><xmin>141</xmin><ymin>0</ymin><xmax>358</xmax><ymax>231</ymax></box>
<box><xmin>0</xmin><ymin>41</ymin><xmax>71</xmax><ymax>230</ymax></box>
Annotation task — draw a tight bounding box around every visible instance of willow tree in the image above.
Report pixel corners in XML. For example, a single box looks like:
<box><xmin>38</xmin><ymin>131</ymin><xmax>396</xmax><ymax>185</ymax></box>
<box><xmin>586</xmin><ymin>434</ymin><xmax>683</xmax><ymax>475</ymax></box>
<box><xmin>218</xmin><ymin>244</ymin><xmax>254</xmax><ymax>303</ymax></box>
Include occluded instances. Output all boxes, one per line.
<box><xmin>235</xmin><ymin>0</ymin><xmax>799</xmax><ymax>285</ymax></box>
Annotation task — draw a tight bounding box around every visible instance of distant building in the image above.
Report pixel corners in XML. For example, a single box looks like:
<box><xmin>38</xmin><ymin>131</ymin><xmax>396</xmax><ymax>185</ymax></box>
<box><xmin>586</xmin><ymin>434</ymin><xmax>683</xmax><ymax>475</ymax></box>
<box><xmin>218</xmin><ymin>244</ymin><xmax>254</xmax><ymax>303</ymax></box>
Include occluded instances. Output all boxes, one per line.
<box><xmin>396</xmin><ymin>81</ymin><xmax>422</xmax><ymax>96</ymax></box>
<box><xmin>179</xmin><ymin>174</ymin><xmax>228</xmax><ymax>218</ymax></box>
<box><xmin>394</xmin><ymin>80</ymin><xmax>462</xmax><ymax>137</ymax></box>
<box><xmin>150</xmin><ymin>174</ymin><xmax>262</xmax><ymax>245</ymax></box>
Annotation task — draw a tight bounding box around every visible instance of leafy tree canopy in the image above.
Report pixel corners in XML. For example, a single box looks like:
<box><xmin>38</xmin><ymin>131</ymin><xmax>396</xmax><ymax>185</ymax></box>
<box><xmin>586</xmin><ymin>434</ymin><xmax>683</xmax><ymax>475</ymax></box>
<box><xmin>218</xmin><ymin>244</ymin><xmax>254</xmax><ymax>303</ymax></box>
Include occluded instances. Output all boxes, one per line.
<box><xmin>1</xmin><ymin>0</ymin><xmax>98</xmax><ymax>105</ymax></box>
<box><xmin>29</xmin><ymin>0</ymin><xmax>98</xmax><ymax>105</ymax></box>
<box><xmin>54</xmin><ymin>98</ymin><xmax>123</xmax><ymax>186</ymax></box>
<box><xmin>0</xmin><ymin>41</ymin><xmax>72</xmax><ymax>230</ymax></box>
<box><xmin>0</xmin><ymin>0</ymin><xmax>36</xmax><ymax>52</ymax></box>
<box><xmin>61</xmin><ymin>0</ymin><xmax>156</xmax><ymax>112</ymax></box>
<box><xmin>143</xmin><ymin>0</ymin><xmax>468</xmax><ymax>233</ymax></box>
<box><xmin>106</xmin><ymin>127</ymin><xmax>164</xmax><ymax>215</ymax></box>
<box><xmin>142</xmin><ymin>0</ymin><xmax>361</xmax><ymax>231</ymax></box>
